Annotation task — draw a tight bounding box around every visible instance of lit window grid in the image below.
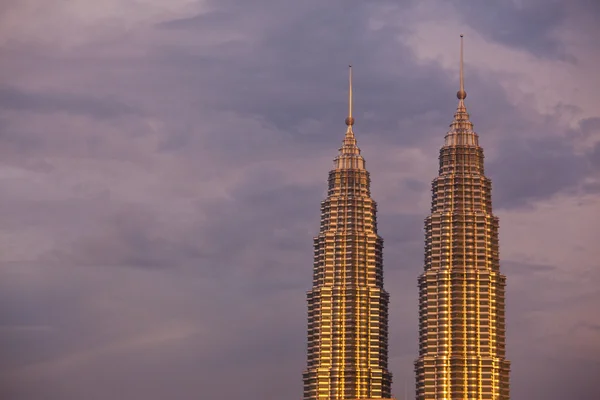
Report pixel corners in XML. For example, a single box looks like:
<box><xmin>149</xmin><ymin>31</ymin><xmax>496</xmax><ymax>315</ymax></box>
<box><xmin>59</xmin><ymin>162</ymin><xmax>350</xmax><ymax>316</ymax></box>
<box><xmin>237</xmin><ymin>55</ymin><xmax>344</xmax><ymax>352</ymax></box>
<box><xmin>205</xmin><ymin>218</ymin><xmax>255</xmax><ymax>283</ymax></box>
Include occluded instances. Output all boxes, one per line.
<box><xmin>304</xmin><ymin>135</ymin><xmax>392</xmax><ymax>400</ymax></box>
<box><xmin>415</xmin><ymin>106</ymin><xmax>510</xmax><ymax>400</ymax></box>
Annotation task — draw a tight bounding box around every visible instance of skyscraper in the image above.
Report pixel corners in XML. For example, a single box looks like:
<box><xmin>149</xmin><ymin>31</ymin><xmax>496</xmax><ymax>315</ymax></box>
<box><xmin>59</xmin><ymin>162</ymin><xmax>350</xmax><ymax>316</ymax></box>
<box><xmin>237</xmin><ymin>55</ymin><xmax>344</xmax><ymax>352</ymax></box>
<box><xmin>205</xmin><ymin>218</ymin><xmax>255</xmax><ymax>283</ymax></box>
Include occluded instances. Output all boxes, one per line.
<box><xmin>414</xmin><ymin>36</ymin><xmax>510</xmax><ymax>400</ymax></box>
<box><xmin>303</xmin><ymin>67</ymin><xmax>393</xmax><ymax>400</ymax></box>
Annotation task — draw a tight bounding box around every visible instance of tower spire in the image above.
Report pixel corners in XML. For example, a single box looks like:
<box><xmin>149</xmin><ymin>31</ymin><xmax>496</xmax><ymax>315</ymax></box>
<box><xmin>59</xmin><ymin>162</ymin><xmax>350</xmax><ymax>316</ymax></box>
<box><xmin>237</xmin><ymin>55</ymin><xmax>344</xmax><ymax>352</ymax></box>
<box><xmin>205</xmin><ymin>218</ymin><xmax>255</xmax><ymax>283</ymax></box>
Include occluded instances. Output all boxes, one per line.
<box><xmin>304</xmin><ymin>64</ymin><xmax>391</xmax><ymax>400</ymax></box>
<box><xmin>416</xmin><ymin>30</ymin><xmax>510</xmax><ymax>400</ymax></box>
<box><xmin>457</xmin><ymin>34</ymin><xmax>467</xmax><ymax>102</ymax></box>
<box><xmin>345</xmin><ymin>65</ymin><xmax>355</xmax><ymax>129</ymax></box>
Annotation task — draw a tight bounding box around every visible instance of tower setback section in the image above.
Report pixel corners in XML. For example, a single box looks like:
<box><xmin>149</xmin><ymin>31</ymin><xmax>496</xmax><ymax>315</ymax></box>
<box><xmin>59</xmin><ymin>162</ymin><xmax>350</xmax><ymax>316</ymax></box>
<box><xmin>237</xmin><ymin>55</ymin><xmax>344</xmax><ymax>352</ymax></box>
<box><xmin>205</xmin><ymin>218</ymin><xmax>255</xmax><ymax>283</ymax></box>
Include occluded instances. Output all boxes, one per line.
<box><xmin>303</xmin><ymin>67</ymin><xmax>393</xmax><ymax>400</ymax></box>
<box><xmin>414</xmin><ymin>36</ymin><xmax>511</xmax><ymax>400</ymax></box>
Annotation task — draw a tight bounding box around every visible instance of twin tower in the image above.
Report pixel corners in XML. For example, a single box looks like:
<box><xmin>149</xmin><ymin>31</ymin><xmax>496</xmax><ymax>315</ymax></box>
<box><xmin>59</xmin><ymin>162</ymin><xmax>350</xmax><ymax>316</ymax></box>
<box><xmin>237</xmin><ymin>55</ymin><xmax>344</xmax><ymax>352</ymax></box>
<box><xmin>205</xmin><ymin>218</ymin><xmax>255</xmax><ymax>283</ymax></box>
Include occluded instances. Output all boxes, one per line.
<box><xmin>302</xmin><ymin>37</ymin><xmax>510</xmax><ymax>400</ymax></box>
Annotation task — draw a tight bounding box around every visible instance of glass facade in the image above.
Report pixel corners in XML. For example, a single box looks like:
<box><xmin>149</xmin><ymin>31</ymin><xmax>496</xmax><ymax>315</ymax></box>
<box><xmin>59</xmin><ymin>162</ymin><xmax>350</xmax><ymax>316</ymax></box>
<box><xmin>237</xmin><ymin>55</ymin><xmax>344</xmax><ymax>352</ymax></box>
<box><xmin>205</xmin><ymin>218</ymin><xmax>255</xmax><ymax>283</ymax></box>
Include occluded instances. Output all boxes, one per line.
<box><xmin>303</xmin><ymin>118</ymin><xmax>392</xmax><ymax>399</ymax></box>
<box><xmin>414</xmin><ymin>48</ymin><xmax>510</xmax><ymax>399</ymax></box>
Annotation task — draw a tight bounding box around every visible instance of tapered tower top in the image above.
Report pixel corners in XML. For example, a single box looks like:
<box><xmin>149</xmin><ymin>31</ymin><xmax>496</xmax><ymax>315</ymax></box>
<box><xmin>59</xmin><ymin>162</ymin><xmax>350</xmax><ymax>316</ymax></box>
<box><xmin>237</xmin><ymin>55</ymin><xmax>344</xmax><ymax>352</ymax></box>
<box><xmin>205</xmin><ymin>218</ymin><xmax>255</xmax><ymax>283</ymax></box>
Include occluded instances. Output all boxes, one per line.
<box><xmin>444</xmin><ymin>34</ymin><xmax>478</xmax><ymax>147</ymax></box>
<box><xmin>335</xmin><ymin>65</ymin><xmax>364</xmax><ymax>169</ymax></box>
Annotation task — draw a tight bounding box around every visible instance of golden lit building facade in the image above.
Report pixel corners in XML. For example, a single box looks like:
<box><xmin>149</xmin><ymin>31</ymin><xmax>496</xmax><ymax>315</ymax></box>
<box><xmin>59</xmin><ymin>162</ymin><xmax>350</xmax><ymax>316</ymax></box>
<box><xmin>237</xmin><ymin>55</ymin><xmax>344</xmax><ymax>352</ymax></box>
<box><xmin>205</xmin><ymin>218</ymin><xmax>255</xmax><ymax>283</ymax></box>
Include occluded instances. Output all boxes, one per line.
<box><xmin>414</xmin><ymin>36</ymin><xmax>510</xmax><ymax>400</ymax></box>
<box><xmin>303</xmin><ymin>67</ymin><xmax>392</xmax><ymax>400</ymax></box>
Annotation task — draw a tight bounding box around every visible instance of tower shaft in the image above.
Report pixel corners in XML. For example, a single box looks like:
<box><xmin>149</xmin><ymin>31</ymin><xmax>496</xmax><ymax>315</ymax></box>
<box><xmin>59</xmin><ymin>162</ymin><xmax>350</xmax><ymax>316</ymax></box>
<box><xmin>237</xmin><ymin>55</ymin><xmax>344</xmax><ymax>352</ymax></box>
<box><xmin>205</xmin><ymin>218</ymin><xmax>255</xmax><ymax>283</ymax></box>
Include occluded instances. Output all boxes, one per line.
<box><xmin>303</xmin><ymin>68</ymin><xmax>392</xmax><ymax>400</ymax></box>
<box><xmin>414</xmin><ymin>36</ymin><xmax>510</xmax><ymax>400</ymax></box>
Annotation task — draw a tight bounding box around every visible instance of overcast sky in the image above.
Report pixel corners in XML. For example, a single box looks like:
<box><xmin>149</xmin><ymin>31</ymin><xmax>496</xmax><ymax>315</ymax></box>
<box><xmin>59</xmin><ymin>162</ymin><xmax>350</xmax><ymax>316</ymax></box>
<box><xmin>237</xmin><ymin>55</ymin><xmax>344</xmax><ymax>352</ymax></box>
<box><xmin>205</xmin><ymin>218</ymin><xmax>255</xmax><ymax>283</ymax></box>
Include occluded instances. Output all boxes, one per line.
<box><xmin>0</xmin><ymin>1</ymin><xmax>599</xmax><ymax>399</ymax></box>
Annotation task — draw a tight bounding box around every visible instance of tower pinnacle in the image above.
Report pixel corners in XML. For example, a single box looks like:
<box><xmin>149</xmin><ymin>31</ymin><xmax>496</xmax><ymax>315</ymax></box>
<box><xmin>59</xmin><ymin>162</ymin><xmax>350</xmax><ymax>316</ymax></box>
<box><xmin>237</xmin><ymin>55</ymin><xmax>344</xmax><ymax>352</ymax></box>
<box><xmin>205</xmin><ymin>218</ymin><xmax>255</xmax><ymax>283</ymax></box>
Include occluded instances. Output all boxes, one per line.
<box><xmin>345</xmin><ymin>65</ymin><xmax>355</xmax><ymax>127</ymax></box>
<box><xmin>457</xmin><ymin>34</ymin><xmax>467</xmax><ymax>101</ymax></box>
<box><xmin>304</xmin><ymin>64</ymin><xmax>391</xmax><ymax>400</ymax></box>
<box><xmin>416</xmin><ymin>32</ymin><xmax>510</xmax><ymax>400</ymax></box>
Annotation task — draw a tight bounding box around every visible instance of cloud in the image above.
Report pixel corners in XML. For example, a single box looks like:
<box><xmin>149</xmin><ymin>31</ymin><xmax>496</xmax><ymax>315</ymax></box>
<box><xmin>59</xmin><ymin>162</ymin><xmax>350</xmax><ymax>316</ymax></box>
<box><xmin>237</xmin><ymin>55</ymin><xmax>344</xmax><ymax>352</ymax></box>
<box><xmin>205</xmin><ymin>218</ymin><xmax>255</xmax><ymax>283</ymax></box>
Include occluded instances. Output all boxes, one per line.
<box><xmin>0</xmin><ymin>1</ymin><xmax>599</xmax><ymax>400</ymax></box>
<box><xmin>449</xmin><ymin>0</ymin><xmax>571</xmax><ymax>60</ymax></box>
<box><xmin>0</xmin><ymin>86</ymin><xmax>137</xmax><ymax>118</ymax></box>
<box><xmin>489</xmin><ymin>135</ymin><xmax>589</xmax><ymax>209</ymax></box>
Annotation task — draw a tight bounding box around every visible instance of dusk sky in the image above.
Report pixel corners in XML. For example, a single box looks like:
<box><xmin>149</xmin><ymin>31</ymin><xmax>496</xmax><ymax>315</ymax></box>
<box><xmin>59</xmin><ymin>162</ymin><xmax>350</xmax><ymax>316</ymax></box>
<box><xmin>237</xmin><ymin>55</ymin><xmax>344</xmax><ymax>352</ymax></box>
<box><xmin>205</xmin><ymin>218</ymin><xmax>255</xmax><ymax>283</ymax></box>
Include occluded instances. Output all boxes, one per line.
<box><xmin>0</xmin><ymin>0</ymin><xmax>599</xmax><ymax>399</ymax></box>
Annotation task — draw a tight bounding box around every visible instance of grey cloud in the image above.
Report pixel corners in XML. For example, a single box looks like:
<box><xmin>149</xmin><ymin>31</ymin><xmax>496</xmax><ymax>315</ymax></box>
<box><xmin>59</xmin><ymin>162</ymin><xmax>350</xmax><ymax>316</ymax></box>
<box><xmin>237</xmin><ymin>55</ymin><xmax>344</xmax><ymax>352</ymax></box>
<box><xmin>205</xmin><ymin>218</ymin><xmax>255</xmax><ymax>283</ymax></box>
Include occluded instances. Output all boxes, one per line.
<box><xmin>511</xmin><ymin>357</ymin><xmax>600</xmax><ymax>400</ymax></box>
<box><xmin>489</xmin><ymin>135</ymin><xmax>589</xmax><ymax>209</ymax></box>
<box><xmin>402</xmin><ymin>177</ymin><xmax>429</xmax><ymax>193</ymax></box>
<box><xmin>48</xmin><ymin>170</ymin><xmax>321</xmax><ymax>282</ymax></box>
<box><xmin>0</xmin><ymin>0</ymin><xmax>599</xmax><ymax>399</ymax></box>
<box><xmin>578</xmin><ymin>117</ymin><xmax>600</xmax><ymax>137</ymax></box>
<box><xmin>157</xmin><ymin>11</ymin><xmax>232</xmax><ymax>30</ymax></box>
<box><xmin>586</xmin><ymin>140</ymin><xmax>600</xmax><ymax>170</ymax></box>
<box><xmin>0</xmin><ymin>86</ymin><xmax>138</xmax><ymax>119</ymax></box>
<box><xmin>48</xmin><ymin>205</ymin><xmax>205</xmax><ymax>270</ymax></box>
<box><xmin>449</xmin><ymin>0</ymin><xmax>574</xmax><ymax>61</ymax></box>
<box><xmin>150</xmin><ymin>0</ymin><xmax>446</xmax><ymax>144</ymax></box>
<box><xmin>0</xmin><ymin>262</ymin><xmax>307</xmax><ymax>399</ymax></box>
<box><xmin>503</xmin><ymin>259</ymin><xmax>600</xmax><ymax>400</ymax></box>
<box><xmin>379</xmin><ymin>213</ymin><xmax>424</xmax><ymax>253</ymax></box>
<box><xmin>450</xmin><ymin>0</ymin><xmax>600</xmax><ymax>62</ymax></box>
<box><xmin>502</xmin><ymin>260</ymin><xmax>557</xmax><ymax>274</ymax></box>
